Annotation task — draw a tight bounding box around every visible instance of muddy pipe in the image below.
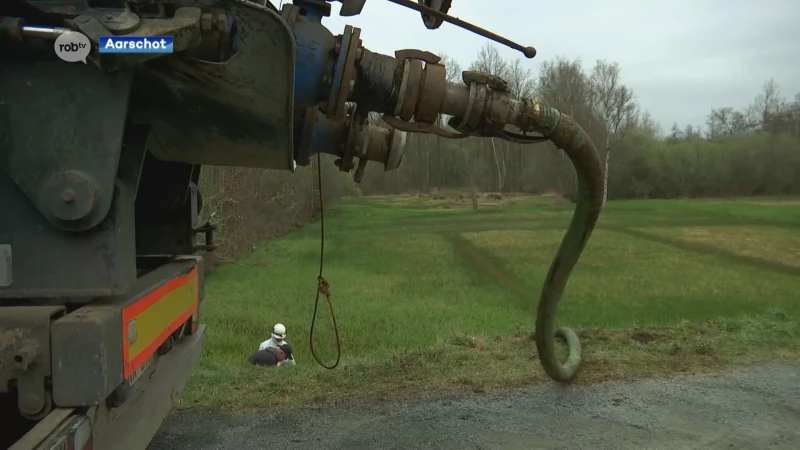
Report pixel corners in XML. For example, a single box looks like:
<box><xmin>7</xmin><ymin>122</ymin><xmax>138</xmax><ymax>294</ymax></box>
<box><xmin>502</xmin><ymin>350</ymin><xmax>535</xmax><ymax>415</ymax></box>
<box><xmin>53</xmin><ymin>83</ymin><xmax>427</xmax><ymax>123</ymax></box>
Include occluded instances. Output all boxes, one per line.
<box><xmin>354</xmin><ymin>48</ymin><xmax>605</xmax><ymax>382</ymax></box>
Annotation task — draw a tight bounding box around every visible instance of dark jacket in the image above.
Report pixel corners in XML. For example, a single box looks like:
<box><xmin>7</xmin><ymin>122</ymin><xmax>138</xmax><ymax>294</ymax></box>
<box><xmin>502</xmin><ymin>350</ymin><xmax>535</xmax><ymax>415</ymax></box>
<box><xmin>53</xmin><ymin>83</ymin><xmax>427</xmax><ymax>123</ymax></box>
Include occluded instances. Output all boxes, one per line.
<box><xmin>248</xmin><ymin>343</ymin><xmax>293</xmax><ymax>367</ymax></box>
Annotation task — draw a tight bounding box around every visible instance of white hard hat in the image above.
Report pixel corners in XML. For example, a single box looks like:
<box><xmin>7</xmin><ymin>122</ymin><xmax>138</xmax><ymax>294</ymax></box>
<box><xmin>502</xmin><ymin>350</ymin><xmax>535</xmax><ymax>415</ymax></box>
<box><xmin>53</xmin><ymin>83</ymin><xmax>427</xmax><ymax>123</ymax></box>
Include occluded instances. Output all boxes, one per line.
<box><xmin>272</xmin><ymin>323</ymin><xmax>286</xmax><ymax>340</ymax></box>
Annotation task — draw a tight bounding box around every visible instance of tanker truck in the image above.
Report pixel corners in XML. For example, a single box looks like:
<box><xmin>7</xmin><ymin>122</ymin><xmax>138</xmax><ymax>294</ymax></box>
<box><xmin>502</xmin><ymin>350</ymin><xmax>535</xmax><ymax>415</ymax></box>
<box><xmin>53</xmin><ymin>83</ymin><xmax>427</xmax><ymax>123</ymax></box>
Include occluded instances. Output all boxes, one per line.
<box><xmin>0</xmin><ymin>1</ymin><xmax>605</xmax><ymax>448</ymax></box>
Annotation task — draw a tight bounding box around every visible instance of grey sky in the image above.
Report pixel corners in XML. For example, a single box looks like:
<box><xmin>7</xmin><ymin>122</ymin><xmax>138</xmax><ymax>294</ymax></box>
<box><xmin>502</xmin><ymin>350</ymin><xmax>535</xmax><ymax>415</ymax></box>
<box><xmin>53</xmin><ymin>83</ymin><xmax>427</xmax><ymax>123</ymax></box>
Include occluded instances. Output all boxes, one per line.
<box><xmin>276</xmin><ymin>0</ymin><xmax>800</xmax><ymax>132</ymax></box>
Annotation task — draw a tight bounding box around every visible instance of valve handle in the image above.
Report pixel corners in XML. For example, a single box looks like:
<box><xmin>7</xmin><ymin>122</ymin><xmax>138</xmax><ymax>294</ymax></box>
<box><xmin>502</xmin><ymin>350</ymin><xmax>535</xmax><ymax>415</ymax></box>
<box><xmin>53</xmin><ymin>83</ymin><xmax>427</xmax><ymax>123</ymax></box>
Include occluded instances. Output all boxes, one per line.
<box><xmin>384</xmin><ymin>0</ymin><xmax>537</xmax><ymax>59</ymax></box>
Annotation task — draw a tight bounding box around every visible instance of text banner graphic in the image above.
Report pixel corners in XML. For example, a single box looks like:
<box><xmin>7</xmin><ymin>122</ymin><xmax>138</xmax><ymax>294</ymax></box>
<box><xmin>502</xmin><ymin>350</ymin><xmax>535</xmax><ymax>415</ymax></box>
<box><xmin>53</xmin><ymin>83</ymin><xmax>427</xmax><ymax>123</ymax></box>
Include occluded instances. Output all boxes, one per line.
<box><xmin>99</xmin><ymin>36</ymin><xmax>174</xmax><ymax>54</ymax></box>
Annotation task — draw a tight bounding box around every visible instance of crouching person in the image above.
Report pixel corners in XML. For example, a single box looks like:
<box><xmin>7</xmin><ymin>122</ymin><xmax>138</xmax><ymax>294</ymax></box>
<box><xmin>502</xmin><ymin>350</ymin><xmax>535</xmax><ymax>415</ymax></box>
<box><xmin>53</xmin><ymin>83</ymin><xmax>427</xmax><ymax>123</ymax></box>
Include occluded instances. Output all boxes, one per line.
<box><xmin>248</xmin><ymin>342</ymin><xmax>295</xmax><ymax>367</ymax></box>
<box><xmin>256</xmin><ymin>323</ymin><xmax>296</xmax><ymax>366</ymax></box>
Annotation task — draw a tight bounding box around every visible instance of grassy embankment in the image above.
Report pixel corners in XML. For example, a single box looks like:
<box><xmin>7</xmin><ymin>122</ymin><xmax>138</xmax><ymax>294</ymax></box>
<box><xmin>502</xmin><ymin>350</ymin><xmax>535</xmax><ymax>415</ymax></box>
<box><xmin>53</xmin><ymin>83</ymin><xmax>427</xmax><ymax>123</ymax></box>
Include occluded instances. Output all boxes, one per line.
<box><xmin>180</xmin><ymin>194</ymin><xmax>800</xmax><ymax>411</ymax></box>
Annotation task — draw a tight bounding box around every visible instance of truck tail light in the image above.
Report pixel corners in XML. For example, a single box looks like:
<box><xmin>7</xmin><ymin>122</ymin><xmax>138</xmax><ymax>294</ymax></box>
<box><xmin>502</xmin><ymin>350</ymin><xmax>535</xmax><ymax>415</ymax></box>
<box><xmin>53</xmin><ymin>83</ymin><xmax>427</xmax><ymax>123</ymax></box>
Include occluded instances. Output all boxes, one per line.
<box><xmin>44</xmin><ymin>414</ymin><xmax>93</xmax><ymax>450</ymax></box>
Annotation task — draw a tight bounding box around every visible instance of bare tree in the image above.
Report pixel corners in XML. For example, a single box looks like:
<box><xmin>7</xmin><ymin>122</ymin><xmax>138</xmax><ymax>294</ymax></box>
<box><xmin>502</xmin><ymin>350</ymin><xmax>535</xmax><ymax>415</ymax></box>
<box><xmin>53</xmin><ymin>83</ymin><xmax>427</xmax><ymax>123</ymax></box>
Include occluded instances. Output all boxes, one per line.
<box><xmin>412</xmin><ymin>53</ymin><xmax>464</xmax><ymax>193</ymax></box>
<box><xmin>668</xmin><ymin>122</ymin><xmax>683</xmax><ymax>143</ymax></box>
<box><xmin>438</xmin><ymin>52</ymin><xmax>463</xmax><ymax>84</ymax></box>
<box><xmin>435</xmin><ymin>53</ymin><xmax>462</xmax><ymax>127</ymax></box>
<box><xmin>590</xmin><ymin>59</ymin><xmax>636</xmax><ymax>206</ymax></box>
<box><xmin>754</xmin><ymin>78</ymin><xmax>782</xmax><ymax>130</ymax></box>
<box><xmin>707</xmin><ymin>107</ymin><xmax>755</xmax><ymax>137</ymax></box>
<box><xmin>535</xmin><ymin>57</ymin><xmax>601</xmax><ymax>198</ymax></box>
<box><xmin>468</xmin><ymin>44</ymin><xmax>511</xmax><ymax>192</ymax></box>
<box><xmin>468</xmin><ymin>42</ymin><xmax>508</xmax><ymax>78</ymax></box>
<box><xmin>537</xmin><ymin>57</ymin><xmax>595</xmax><ymax>118</ymax></box>
<box><xmin>499</xmin><ymin>58</ymin><xmax>536</xmax><ymax>191</ymax></box>
<box><xmin>506</xmin><ymin>58</ymin><xmax>536</xmax><ymax>100</ymax></box>
<box><xmin>638</xmin><ymin>110</ymin><xmax>659</xmax><ymax>138</ymax></box>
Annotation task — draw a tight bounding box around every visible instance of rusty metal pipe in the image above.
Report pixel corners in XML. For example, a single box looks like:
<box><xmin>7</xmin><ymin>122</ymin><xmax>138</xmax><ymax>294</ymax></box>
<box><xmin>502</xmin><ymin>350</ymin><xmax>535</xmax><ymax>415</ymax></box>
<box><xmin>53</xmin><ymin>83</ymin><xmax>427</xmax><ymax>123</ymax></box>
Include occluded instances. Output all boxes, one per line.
<box><xmin>442</xmin><ymin>82</ymin><xmax>470</xmax><ymax>119</ymax></box>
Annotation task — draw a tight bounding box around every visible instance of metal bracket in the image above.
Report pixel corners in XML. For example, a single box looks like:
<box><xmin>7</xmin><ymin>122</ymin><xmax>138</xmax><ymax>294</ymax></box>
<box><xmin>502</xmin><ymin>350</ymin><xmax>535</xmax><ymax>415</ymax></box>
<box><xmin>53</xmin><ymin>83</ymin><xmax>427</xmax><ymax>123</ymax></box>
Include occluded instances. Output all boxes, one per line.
<box><xmin>0</xmin><ymin>306</ymin><xmax>66</xmax><ymax>420</ymax></box>
<box><xmin>338</xmin><ymin>0</ymin><xmax>368</xmax><ymax>16</ymax></box>
<box><xmin>0</xmin><ymin>60</ymin><xmax>133</xmax><ymax>232</ymax></box>
<box><xmin>462</xmin><ymin>70</ymin><xmax>509</xmax><ymax>92</ymax></box>
<box><xmin>189</xmin><ymin>182</ymin><xmax>217</xmax><ymax>252</ymax></box>
<box><xmin>417</xmin><ymin>0</ymin><xmax>453</xmax><ymax>29</ymax></box>
<box><xmin>139</xmin><ymin>2</ymin><xmax>296</xmax><ymax>171</ymax></box>
<box><xmin>192</xmin><ymin>223</ymin><xmax>217</xmax><ymax>252</ymax></box>
<box><xmin>395</xmin><ymin>48</ymin><xmax>441</xmax><ymax>64</ymax></box>
<box><xmin>382</xmin><ymin>115</ymin><xmax>468</xmax><ymax>139</ymax></box>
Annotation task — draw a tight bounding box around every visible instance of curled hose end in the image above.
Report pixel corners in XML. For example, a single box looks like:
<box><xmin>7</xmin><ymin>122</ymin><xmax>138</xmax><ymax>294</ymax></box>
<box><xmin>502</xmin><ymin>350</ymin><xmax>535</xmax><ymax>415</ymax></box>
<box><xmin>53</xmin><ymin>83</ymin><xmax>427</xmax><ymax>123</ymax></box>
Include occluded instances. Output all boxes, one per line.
<box><xmin>541</xmin><ymin>327</ymin><xmax>582</xmax><ymax>382</ymax></box>
<box><xmin>525</xmin><ymin>101</ymin><xmax>604</xmax><ymax>383</ymax></box>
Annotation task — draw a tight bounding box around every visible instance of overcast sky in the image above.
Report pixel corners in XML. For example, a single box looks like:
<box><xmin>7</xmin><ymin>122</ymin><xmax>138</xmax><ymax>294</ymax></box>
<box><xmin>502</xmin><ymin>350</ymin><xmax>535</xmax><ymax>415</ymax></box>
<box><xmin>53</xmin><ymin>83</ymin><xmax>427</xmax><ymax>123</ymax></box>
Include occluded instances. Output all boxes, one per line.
<box><xmin>273</xmin><ymin>0</ymin><xmax>800</xmax><ymax>132</ymax></box>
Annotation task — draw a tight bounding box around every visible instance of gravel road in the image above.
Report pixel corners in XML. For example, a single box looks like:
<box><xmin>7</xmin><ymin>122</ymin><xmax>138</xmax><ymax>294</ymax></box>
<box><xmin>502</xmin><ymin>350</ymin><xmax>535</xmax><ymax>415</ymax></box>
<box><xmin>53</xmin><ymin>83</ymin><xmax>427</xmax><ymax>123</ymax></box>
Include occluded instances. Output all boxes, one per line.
<box><xmin>150</xmin><ymin>363</ymin><xmax>800</xmax><ymax>450</ymax></box>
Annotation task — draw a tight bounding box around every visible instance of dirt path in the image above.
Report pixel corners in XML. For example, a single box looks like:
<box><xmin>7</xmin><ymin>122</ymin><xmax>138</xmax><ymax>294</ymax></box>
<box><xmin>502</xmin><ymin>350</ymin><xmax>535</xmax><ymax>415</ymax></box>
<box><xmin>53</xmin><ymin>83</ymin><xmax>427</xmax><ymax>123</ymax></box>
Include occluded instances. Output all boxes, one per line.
<box><xmin>150</xmin><ymin>363</ymin><xmax>799</xmax><ymax>450</ymax></box>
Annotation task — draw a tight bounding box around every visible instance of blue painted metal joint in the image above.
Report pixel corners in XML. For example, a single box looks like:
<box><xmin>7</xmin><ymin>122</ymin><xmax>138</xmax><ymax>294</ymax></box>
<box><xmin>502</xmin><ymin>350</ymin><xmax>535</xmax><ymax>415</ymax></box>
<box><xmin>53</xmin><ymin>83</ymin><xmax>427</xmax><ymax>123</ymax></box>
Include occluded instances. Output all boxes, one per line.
<box><xmin>293</xmin><ymin>0</ymin><xmax>332</xmax><ymax>21</ymax></box>
<box><xmin>295</xmin><ymin>107</ymin><xmax>349</xmax><ymax>165</ymax></box>
<box><xmin>283</xmin><ymin>2</ymin><xmax>355</xmax><ymax>164</ymax></box>
<box><xmin>289</xmin><ymin>17</ymin><xmax>338</xmax><ymax>116</ymax></box>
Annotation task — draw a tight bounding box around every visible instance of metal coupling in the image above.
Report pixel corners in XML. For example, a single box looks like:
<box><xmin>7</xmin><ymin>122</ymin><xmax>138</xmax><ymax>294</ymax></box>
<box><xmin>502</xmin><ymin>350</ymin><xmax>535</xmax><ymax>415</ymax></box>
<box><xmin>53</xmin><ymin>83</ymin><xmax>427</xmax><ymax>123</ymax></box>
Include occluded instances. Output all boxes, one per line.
<box><xmin>392</xmin><ymin>49</ymin><xmax>448</xmax><ymax>124</ymax></box>
<box><xmin>295</xmin><ymin>104</ymin><xmax>407</xmax><ymax>181</ymax></box>
<box><xmin>350</xmin><ymin>125</ymin><xmax>407</xmax><ymax>182</ymax></box>
<box><xmin>375</xmin><ymin>48</ymin><xmax>476</xmax><ymax>140</ymax></box>
<box><xmin>449</xmin><ymin>70</ymin><xmax>512</xmax><ymax>133</ymax></box>
<box><xmin>337</xmin><ymin>105</ymin><xmax>407</xmax><ymax>183</ymax></box>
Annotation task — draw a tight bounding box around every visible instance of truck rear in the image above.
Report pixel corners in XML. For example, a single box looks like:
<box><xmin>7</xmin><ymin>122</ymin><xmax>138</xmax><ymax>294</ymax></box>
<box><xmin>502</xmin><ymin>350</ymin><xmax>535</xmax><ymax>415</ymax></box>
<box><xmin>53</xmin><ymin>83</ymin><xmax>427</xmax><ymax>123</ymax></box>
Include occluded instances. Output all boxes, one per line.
<box><xmin>0</xmin><ymin>130</ymin><xmax>210</xmax><ymax>450</ymax></box>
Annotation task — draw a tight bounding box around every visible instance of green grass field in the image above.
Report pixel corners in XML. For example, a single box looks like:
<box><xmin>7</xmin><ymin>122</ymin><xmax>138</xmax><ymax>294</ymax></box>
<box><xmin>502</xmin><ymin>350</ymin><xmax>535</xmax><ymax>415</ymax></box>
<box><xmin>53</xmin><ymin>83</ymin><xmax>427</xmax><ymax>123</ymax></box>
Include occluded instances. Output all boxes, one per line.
<box><xmin>180</xmin><ymin>194</ymin><xmax>800</xmax><ymax>411</ymax></box>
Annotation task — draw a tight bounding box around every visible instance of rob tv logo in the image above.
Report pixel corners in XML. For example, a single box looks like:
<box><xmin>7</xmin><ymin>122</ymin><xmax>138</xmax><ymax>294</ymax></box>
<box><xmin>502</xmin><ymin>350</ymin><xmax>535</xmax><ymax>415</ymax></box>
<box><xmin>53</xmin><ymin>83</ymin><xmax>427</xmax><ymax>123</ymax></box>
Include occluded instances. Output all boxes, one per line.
<box><xmin>54</xmin><ymin>31</ymin><xmax>173</xmax><ymax>63</ymax></box>
<box><xmin>54</xmin><ymin>32</ymin><xmax>91</xmax><ymax>63</ymax></box>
